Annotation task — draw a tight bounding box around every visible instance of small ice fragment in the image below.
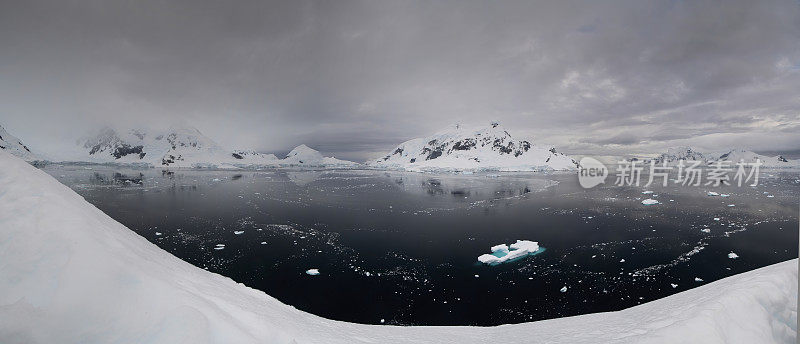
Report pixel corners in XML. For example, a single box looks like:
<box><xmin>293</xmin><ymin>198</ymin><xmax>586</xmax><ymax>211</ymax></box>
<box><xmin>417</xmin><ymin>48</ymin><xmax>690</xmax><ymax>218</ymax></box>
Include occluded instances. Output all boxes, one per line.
<box><xmin>727</xmin><ymin>204</ymin><xmax>735</xmax><ymax>207</ymax></box>
<box><xmin>766</xmin><ymin>195</ymin><xmax>774</xmax><ymax>198</ymax></box>
<box><xmin>560</xmin><ymin>286</ymin><xmax>568</xmax><ymax>293</ymax></box>
<box><xmin>474</xmin><ymin>274</ymin><xmax>479</xmax><ymax>278</ymax></box>
<box><xmin>380</xmin><ymin>319</ymin><xmax>385</xmax><ymax>324</ymax></box>
<box><xmin>701</xmin><ymin>228</ymin><xmax>711</xmax><ymax>233</ymax></box>
<box><xmin>694</xmin><ymin>277</ymin><xmax>703</xmax><ymax>282</ymax></box>
<box><xmin>707</xmin><ymin>191</ymin><xmax>719</xmax><ymax>196</ymax></box>
<box><xmin>234</xmin><ymin>230</ymin><xmax>244</xmax><ymax>235</ymax></box>
<box><xmin>641</xmin><ymin>199</ymin><xmax>659</xmax><ymax>205</ymax></box>
<box><xmin>720</xmin><ymin>194</ymin><xmax>729</xmax><ymax>197</ymax></box>
<box><xmin>671</xmin><ymin>283</ymin><xmax>678</xmax><ymax>288</ymax></box>
<box><xmin>155</xmin><ymin>232</ymin><xmax>162</xmax><ymax>236</ymax></box>
<box><xmin>213</xmin><ymin>246</ymin><xmax>224</xmax><ymax>250</ymax></box>
<box><xmin>212</xmin><ymin>178</ymin><xmax>221</xmax><ymax>182</ymax></box>
<box><xmin>306</xmin><ymin>269</ymin><xmax>320</xmax><ymax>275</ymax></box>
<box><xmin>669</xmin><ymin>199</ymin><xmax>674</xmax><ymax>202</ymax></box>
<box><xmin>642</xmin><ymin>190</ymin><xmax>653</xmax><ymax>194</ymax></box>
<box><xmin>215</xmin><ymin>244</ymin><xmax>225</xmax><ymax>247</ymax></box>
<box><xmin>260</xmin><ymin>241</ymin><xmax>267</xmax><ymax>245</ymax></box>
<box><xmin>713</xmin><ymin>217</ymin><xmax>721</xmax><ymax>221</ymax></box>
<box><xmin>619</xmin><ymin>259</ymin><xmax>625</xmax><ymax>263</ymax></box>
<box><xmin>728</xmin><ymin>252</ymin><xmax>739</xmax><ymax>259</ymax></box>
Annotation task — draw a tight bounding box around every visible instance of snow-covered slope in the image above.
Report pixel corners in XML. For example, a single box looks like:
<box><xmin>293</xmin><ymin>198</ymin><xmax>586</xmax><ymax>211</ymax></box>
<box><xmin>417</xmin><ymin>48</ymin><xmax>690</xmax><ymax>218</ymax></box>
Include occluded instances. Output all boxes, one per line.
<box><xmin>0</xmin><ymin>150</ymin><xmax>795</xmax><ymax>344</ymax></box>
<box><xmin>0</xmin><ymin>124</ymin><xmax>41</xmax><ymax>162</ymax></box>
<box><xmin>716</xmin><ymin>149</ymin><xmax>799</xmax><ymax>168</ymax></box>
<box><xmin>280</xmin><ymin>144</ymin><xmax>357</xmax><ymax>167</ymax></box>
<box><xmin>231</xmin><ymin>149</ymin><xmax>279</xmax><ymax>163</ymax></box>
<box><xmin>368</xmin><ymin>123</ymin><xmax>578</xmax><ymax>172</ymax></box>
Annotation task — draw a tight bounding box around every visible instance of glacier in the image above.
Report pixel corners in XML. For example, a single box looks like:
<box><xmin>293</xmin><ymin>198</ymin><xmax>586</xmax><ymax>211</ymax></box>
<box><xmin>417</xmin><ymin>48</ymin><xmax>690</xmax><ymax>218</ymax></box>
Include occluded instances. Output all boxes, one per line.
<box><xmin>0</xmin><ymin>150</ymin><xmax>796</xmax><ymax>343</ymax></box>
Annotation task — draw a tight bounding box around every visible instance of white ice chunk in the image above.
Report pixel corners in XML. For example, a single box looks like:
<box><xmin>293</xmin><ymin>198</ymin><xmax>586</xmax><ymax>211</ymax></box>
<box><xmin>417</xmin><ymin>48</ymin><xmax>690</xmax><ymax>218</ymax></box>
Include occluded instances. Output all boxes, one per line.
<box><xmin>642</xmin><ymin>190</ymin><xmax>654</xmax><ymax>194</ymax></box>
<box><xmin>491</xmin><ymin>244</ymin><xmax>509</xmax><ymax>253</ymax></box>
<box><xmin>234</xmin><ymin>230</ymin><xmax>244</xmax><ymax>235</ymax></box>
<box><xmin>641</xmin><ymin>199</ymin><xmax>660</xmax><ymax>205</ymax></box>
<box><xmin>695</xmin><ymin>277</ymin><xmax>704</xmax><ymax>282</ymax></box>
<box><xmin>728</xmin><ymin>252</ymin><xmax>739</xmax><ymax>259</ymax></box>
<box><xmin>560</xmin><ymin>286</ymin><xmax>568</xmax><ymax>293</ymax></box>
<box><xmin>306</xmin><ymin>269</ymin><xmax>320</xmax><ymax>275</ymax></box>
<box><xmin>707</xmin><ymin>191</ymin><xmax>719</xmax><ymax>196</ymax></box>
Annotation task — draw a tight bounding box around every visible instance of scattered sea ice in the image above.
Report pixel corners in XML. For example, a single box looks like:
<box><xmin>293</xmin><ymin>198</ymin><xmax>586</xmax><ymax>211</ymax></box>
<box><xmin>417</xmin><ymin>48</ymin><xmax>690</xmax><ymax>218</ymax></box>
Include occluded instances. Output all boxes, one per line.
<box><xmin>694</xmin><ymin>277</ymin><xmax>704</xmax><ymax>282</ymax></box>
<box><xmin>707</xmin><ymin>191</ymin><xmax>719</xmax><ymax>196</ymax></box>
<box><xmin>155</xmin><ymin>232</ymin><xmax>162</xmax><ymax>236</ymax></box>
<box><xmin>641</xmin><ymin>199</ymin><xmax>659</xmax><ymax>205</ymax></box>
<box><xmin>306</xmin><ymin>269</ymin><xmax>320</xmax><ymax>276</ymax></box>
<box><xmin>671</xmin><ymin>284</ymin><xmax>678</xmax><ymax>288</ymax></box>
<box><xmin>727</xmin><ymin>204</ymin><xmax>735</xmax><ymax>207</ymax></box>
<box><xmin>260</xmin><ymin>241</ymin><xmax>267</xmax><ymax>245</ymax></box>
<box><xmin>728</xmin><ymin>252</ymin><xmax>739</xmax><ymax>259</ymax></box>
<box><xmin>620</xmin><ymin>259</ymin><xmax>625</xmax><ymax>263</ymax></box>
<box><xmin>642</xmin><ymin>191</ymin><xmax>654</xmax><ymax>194</ymax></box>
<box><xmin>234</xmin><ymin>230</ymin><xmax>244</xmax><ymax>235</ymax></box>
<box><xmin>701</xmin><ymin>228</ymin><xmax>711</xmax><ymax>233</ymax></box>
<box><xmin>720</xmin><ymin>194</ymin><xmax>730</xmax><ymax>197</ymax></box>
<box><xmin>560</xmin><ymin>286</ymin><xmax>568</xmax><ymax>293</ymax></box>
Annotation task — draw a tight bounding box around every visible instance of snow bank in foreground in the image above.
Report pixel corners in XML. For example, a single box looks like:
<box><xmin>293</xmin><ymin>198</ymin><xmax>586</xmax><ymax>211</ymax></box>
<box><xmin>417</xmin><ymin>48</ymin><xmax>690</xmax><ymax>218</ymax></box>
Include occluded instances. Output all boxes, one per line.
<box><xmin>0</xmin><ymin>150</ymin><xmax>796</xmax><ymax>344</ymax></box>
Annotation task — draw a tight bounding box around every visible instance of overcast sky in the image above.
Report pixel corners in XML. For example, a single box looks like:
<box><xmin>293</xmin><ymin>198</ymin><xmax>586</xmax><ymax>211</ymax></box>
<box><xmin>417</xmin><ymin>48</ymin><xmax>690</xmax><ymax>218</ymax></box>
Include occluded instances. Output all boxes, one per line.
<box><xmin>1</xmin><ymin>0</ymin><xmax>799</xmax><ymax>161</ymax></box>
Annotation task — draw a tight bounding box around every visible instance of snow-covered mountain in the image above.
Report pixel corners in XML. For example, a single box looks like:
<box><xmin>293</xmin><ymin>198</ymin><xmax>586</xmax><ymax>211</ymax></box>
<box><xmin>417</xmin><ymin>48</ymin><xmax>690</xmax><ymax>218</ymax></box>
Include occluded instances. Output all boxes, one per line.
<box><xmin>650</xmin><ymin>147</ymin><xmax>711</xmax><ymax>165</ymax></box>
<box><xmin>280</xmin><ymin>144</ymin><xmax>357</xmax><ymax>167</ymax></box>
<box><xmin>74</xmin><ymin>126</ymin><xmax>230</xmax><ymax>167</ymax></box>
<box><xmin>0</xmin><ymin>149</ymin><xmax>795</xmax><ymax>343</ymax></box>
<box><xmin>0</xmin><ymin>124</ymin><xmax>41</xmax><ymax>162</ymax></box>
<box><xmin>69</xmin><ymin>126</ymin><xmax>357</xmax><ymax>168</ymax></box>
<box><xmin>368</xmin><ymin>122</ymin><xmax>578</xmax><ymax>172</ymax></box>
<box><xmin>716</xmin><ymin>149</ymin><xmax>799</xmax><ymax>168</ymax></box>
<box><xmin>636</xmin><ymin>147</ymin><xmax>799</xmax><ymax>168</ymax></box>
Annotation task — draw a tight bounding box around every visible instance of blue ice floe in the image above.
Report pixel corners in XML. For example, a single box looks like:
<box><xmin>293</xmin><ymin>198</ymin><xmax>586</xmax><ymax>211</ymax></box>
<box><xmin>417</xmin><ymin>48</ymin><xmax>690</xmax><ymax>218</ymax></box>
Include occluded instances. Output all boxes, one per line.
<box><xmin>477</xmin><ymin>240</ymin><xmax>542</xmax><ymax>265</ymax></box>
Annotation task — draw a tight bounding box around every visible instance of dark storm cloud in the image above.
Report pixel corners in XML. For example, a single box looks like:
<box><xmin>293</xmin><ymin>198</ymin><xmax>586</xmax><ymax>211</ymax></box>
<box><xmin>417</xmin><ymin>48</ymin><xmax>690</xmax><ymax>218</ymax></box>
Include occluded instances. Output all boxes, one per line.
<box><xmin>1</xmin><ymin>0</ymin><xmax>798</xmax><ymax>161</ymax></box>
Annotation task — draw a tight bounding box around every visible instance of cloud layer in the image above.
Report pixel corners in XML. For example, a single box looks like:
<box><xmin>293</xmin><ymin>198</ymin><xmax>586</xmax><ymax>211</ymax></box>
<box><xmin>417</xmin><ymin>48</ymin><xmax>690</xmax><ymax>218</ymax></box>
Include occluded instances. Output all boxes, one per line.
<box><xmin>1</xmin><ymin>0</ymin><xmax>798</xmax><ymax>160</ymax></box>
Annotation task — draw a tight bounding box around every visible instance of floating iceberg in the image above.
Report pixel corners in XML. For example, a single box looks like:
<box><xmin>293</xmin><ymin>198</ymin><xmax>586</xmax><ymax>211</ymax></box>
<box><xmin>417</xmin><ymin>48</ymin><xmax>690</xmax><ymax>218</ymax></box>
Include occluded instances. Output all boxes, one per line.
<box><xmin>728</xmin><ymin>252</ymin><xmax>739</xmax><ymax>259</ymax></box>
<box><xmin>306</xmin><ymin>268</ymin><xmax>320</xmax><ymax>275</ymax></box>
<box><xmin>560</xmin><ymin>286</ymin><xmax>568</xmax><ymax>293</ymax></box>
<box><xmin>641</xmin><ymin>199</ymin><xmax>659</xmax><ymax>205</ymax></box>
<box><xmin>707</xmin><ymin>191</ymin><xmax>719</xmax><ymax>196</ymax></box>
<box><xmin>234</xmin><ymin>230</ymin><xmax>244</xmax><ymax>235</ymax></box>
<box><xmin>642</xmin><ymin>190</ymin><xmax>654</xmax><ymax>194</ymax></box>
<box><xmin>477</xmin><ymin>240</ymin><xmax>541</xmax><ymax>265</ymax></box>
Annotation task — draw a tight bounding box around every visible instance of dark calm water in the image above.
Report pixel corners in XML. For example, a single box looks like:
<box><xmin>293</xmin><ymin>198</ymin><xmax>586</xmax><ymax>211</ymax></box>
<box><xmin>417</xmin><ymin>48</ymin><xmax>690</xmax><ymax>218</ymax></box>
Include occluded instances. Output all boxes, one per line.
<box><xmin>43</xmin><ymin>165</ymin><xmax>799</xmax><ymax>326</ymax></box>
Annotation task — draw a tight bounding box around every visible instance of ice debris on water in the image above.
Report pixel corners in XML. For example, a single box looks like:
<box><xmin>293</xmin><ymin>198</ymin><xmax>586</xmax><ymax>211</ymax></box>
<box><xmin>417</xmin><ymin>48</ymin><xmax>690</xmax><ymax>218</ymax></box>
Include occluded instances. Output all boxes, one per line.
<box><xmin>642</xmin><ymin>191</ymin><xmax>653</xmax><ymax>194</ymax></box>
<box><xmin>701</xmin><ymin>228</ymin><xmax>711</xmax><ymax>233</ymax></box>
<box><xmin>671</xmin><ymin>284</ymin><xmax>678</xmax><ymax>288</ymax></box>
<box><xmin>641</xmin><ymin>199</ymin><xmax>659</xmax><ymax>205</ymax></box>
<box><xmin>707</xmin><ymin>191</ymin><xmax>719</xmax><ymax>196</ymax></box>
<box><xmin>560</xmin><ymin>286</ymin><xmax>568</xmax><ymax>293</ymax></box>
<box><xmin>477</xmin><ymin>240</ymin><xmax>540</xmax><ymax>265</ymax></box>
<box><xmin>306</xmin><ymin>269</ymin><xmax>320</xmax><ymax>275</ymax></box>
<box><xmin>728</xmin><ymin>252</ymin><xmax>739</xmax><ymax>259</ymax></box>
<box><xmin>694</xmin><ymin>277</ymin><xmax>704</xmax><ymax>282</ymax></box>
<box><xmin>234</xmin><ymin>230</ymin><xmax>244</xmax><ymax>235</ymax></box>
